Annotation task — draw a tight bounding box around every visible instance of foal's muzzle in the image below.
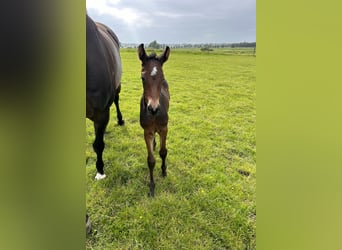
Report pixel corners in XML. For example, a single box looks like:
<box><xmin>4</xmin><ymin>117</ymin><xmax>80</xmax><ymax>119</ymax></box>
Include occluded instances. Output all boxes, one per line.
<box><xmin>147</xmin><ymin>104</ymin><xmax>159</xmax><ymax>115</ymax></box>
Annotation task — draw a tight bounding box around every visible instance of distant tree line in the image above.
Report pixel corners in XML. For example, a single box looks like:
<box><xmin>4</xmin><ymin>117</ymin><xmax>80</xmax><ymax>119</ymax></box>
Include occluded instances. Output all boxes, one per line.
<box><xmin>122</xmin><ymin>41</ymin><xmax>256</xmax><ymax>49</ymax></box>
<box><xmin>230</xmin><ymin>42</ymin><xmax>256</xmax><ymax>48</ymax></box>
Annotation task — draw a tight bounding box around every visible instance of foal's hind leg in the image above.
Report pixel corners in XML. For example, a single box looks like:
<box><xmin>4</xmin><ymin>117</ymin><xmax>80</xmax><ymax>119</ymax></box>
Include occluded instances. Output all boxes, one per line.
<box><xmin>159</xmin><ymin>126</ymin><xmax>168</xmax><ymax>177</ymax></box>
<box><xmin>144</xmin><ymin>130</ymin><xmax>156</xmax><ymax>197</ymax></box>
<box><xmin>93</xmin><ymin>109</ymin><xmax>109</xmax><ymax>180</ymax></box>
<box><xmin>114</xmin><ymin>87</ymin><xmax>124</xmax><ymax>126</ymax></box>
<box><xmin>153</xmin><ymin>136</ymin><xmax>156</xmax><ymax>151</ymax></box>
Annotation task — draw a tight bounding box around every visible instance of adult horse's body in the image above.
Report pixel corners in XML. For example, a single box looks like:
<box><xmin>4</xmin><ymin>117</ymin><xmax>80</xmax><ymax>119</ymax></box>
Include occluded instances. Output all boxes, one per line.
<box><xmin>138</xmin><ymin>44</ymin><xmax>170</xmax><ymax>197</ymax></box>
<box><xmin>86</xmin><ymin>14</ymin><xmax>124</xmax><ymax>180</ymax></box>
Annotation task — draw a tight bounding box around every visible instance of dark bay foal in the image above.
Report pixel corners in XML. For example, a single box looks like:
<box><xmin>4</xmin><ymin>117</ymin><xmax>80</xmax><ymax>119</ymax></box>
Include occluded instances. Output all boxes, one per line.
<box><xmin>138</xmin><ymin>44</ymin><xmax>170</xmax><ymax>197</ymax></box>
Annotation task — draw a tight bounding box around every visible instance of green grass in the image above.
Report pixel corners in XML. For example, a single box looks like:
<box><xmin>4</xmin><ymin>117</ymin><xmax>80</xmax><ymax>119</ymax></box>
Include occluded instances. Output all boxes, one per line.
<box><xmin>86</xmin><ymin>48</ymin><xmax>256</xmax><ymax>249</ymax></box>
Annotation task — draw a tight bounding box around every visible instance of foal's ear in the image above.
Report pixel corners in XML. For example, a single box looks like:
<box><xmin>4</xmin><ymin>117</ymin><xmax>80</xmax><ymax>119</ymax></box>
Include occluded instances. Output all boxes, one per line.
<box><xmin>138</xmin><ymin>43</ymin><xmax>146</xmax><ymax>61</ymax></box>
<box><xmin>159</xmin><ymin>46</ymin><xmax>170</xmax><ymax>64</ymax></box>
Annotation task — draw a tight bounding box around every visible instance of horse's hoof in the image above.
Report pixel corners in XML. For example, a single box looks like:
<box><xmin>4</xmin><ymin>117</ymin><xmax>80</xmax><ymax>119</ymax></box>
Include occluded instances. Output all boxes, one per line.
<box><xmin>86</xmin><ymin>215</ymin><xmax>92</xmax><ymax>235</ymax></box>
<box><xmin>118</xmin><ymin>119</ymin><xmax>125</xmax><ymax>126</ymax></box>
<box><xmin>95</xmin><ymin>173</ymin><xmax>106</xmax><ymax>180</ymax></box>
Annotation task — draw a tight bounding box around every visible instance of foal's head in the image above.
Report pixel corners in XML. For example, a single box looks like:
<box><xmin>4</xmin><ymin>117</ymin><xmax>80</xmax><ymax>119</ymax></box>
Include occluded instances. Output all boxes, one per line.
<box><xmin>138</xmin><ymin>44</ymin><xmax>170</xmax><ymax>115</ymax></box>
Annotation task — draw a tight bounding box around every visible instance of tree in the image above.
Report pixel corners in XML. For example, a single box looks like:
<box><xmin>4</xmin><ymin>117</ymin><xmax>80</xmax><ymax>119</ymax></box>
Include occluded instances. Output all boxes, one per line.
<box><xmin>200</xmin><ymin>46</ymin><xmax>213</xmax><ymax>53</ymax></box>
<box><xmin>148</xmin><ymin>40</ymin><xmax>161</xmax><ymax>49</ymax></box>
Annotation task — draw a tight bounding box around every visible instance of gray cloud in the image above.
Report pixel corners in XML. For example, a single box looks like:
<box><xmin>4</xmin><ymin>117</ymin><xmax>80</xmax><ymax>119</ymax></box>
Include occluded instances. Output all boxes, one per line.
<box><xmin>86</xmin><ymin>0</ymin><xmax>255</xmax><ymax>44</ymax></box>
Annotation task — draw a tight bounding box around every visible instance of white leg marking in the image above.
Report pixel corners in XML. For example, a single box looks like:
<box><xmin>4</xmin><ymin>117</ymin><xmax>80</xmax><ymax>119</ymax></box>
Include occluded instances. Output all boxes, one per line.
<box><xmin>95</xmin><ymin>172</ymin><xmax>106</xmax><ymax>180</ymax></box>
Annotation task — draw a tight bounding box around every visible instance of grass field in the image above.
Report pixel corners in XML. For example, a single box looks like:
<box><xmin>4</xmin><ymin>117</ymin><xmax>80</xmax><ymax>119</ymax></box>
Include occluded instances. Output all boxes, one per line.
<box><xmin>86</xmin><ymin>48</ymin><xmax>256</xmax><ymax>249</ymax></box>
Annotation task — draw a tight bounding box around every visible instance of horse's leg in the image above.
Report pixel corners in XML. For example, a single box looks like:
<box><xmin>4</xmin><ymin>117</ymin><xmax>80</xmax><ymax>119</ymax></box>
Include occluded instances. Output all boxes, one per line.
<box><xmin>159</xmin><ymin>126</ymin><xmax>168</xmax><ymax>177</ymax></box>
<box><xmin>114</xmin><ymin>87</ymin><xmax>124</xmax><ymax>126</ymax></box>
<box><xmin>144</xmin><ymin>130</ymin><xmax>156</xmax><ymax>197</ymax></box>
<box><xmin>93</xmin><ymin>109</ymin><xmax>109</xmax><ymax>180</ymax></box>
<box><xmin>86</xmin><ymin>213</ymin><xmax>92</xmax><ymax>235</ymax></box>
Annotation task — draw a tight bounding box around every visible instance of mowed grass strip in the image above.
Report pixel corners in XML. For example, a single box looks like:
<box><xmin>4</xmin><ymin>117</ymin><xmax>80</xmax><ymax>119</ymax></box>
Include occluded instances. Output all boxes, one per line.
<box><xmin>86</xmin><ymin>48</ymin><xmax>256</xmax><ymax>249</ymax></box>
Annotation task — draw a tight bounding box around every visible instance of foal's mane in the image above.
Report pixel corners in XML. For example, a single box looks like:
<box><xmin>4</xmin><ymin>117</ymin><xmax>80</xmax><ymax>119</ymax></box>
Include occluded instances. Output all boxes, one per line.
<box><xmin>145</xmin><ymin>52</ymin><xmax>159</xmax><ymax>61</ymax></box>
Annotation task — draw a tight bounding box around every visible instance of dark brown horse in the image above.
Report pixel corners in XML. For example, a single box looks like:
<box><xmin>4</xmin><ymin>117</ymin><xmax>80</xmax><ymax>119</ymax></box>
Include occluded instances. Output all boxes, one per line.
<box><xmin>138</xmin><ymin>44</ymin><xmax>170</xmax><ymax>197</ymax></box>
<box><xmin>95</xmin><ymin>21</ymin><xmax>125</xmax><ymax>127</ymax></box>
<box><xmin>86</xmin><ymin>14</ymin><xmax>124</xmax><ymax>180</ymax></box>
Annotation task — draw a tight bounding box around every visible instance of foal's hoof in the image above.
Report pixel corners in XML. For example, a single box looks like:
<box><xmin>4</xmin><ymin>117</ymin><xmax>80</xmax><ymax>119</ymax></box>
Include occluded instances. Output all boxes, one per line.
<box><xmin>148</xmin><ymin>191</ymin><xmax>155</xmax><ymax>198</ymax></box>
<box><xmin>148</xmin><ymin>185</ymin><xmax>155</xmax><ymax>197</ymax></box>
<box><xmin>118</xmin><ymin>119</ymin><xmax>125</xmax><ymax>126</ymax></box>
<box><xmin>95</xmin><ymin>173</ymin><xmax>106</xmax><ymax>180</ymax></box>
<box><xmin>161</xmin><ymin>167</ymin><xmax>167</xmax><ymax>177</ymax></box>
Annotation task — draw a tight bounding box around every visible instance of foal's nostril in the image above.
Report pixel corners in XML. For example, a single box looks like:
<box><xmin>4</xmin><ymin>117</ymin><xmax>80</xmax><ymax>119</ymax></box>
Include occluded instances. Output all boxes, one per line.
<box><xmin>148</xmin><ymin>105</ymin><xmax>159</xmax><ymax>115</ymax></box>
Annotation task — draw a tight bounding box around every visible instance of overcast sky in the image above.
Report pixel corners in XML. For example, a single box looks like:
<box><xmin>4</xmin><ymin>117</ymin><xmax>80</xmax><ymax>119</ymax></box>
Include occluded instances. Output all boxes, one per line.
<box><xmin>86</xmin><ymin>0</ymin><xmax>255</xmax><ymax>44</ymax></box>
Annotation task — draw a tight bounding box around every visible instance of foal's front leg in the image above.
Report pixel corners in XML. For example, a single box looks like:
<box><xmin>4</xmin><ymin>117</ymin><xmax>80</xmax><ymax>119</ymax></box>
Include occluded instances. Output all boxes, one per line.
<box><xmin>144</xmin><ymin>130</ymin><xmax>156</xmax><ymax>197</ymax></box>
<box><xmin>159</xmin><ymin>126</ymin><xmax>168</xmax><ymax>177</ymax></box>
